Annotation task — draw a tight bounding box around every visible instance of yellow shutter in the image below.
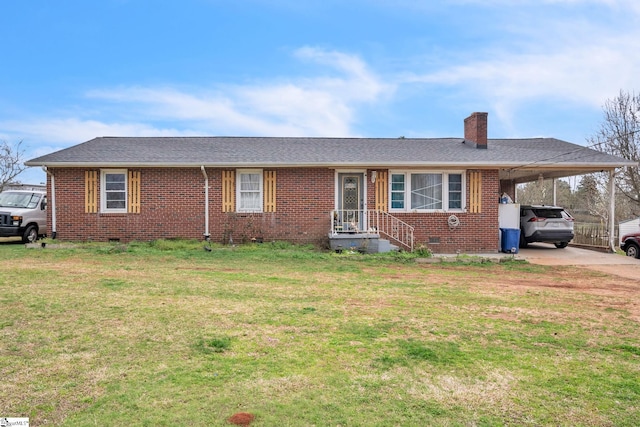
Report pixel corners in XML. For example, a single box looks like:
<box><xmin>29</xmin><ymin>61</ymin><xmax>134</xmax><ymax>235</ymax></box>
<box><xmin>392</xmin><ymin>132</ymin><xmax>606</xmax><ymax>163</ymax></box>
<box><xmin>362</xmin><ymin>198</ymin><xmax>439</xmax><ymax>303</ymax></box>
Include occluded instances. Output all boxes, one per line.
<box><xmin>264</xmin><ymin>170</ymin><xmax>276</xmax><ymax>212</ymax></box>
<box><xmin>375</xmin><ymin>170</ymin><xmax>388</xmax><ymax>211</ymax></box>
<box><xmin>469</xmin><ymin>171</ymin><xmax>482</xmax><ymax>213</ymax></box>
<box><xmin>222</xmin><ymin>170</ymin><xmax>235</xmax><ymax>212</ymax></box>
<box><xmin>85</xmin><ymin>170</ymin><xmax>98</xmax><ymax>213</ymax></box>
<box><xmin>128</xmin><ymin>171</ymin><xmax>141</xmax><ymax>214</ymax></box>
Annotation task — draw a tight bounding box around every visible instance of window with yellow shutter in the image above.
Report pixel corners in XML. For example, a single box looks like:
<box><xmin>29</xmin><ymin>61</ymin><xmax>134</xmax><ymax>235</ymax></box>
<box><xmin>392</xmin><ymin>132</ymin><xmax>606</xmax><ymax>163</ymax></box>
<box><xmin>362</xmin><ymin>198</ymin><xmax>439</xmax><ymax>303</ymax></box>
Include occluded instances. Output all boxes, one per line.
<box><xmin>98</xmin><ymin>169</ymin><xmax>140</xmax><ymax>214</ymax></box>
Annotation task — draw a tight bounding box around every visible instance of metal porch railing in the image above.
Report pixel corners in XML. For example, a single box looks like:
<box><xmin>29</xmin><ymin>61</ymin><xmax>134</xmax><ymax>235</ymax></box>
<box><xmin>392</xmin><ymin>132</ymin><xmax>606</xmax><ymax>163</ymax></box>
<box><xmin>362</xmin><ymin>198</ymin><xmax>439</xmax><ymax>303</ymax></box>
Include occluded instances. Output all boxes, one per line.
<box><xmin>331</xmin><ymin>209</ymin><xmax>414</xmax><ymax>252</ymax></box>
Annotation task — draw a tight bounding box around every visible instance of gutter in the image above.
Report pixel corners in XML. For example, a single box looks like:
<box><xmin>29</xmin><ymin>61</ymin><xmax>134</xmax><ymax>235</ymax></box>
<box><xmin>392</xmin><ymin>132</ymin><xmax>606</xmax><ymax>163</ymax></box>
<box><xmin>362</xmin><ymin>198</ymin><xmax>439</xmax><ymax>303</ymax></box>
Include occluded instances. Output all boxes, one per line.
<box><xmin>42</xmin><ymin>166</ymin><xmax>57</xmax><ymax>239</ymax></box>
<box><xmin>201</xmin><ymin>166</ymin><xmax>210</xmax><ymax>240</ymax></box>
<box><xmin>24</xmin><ymin>159</ymin><xmax>639</xmax><ymax>169</ymax></box>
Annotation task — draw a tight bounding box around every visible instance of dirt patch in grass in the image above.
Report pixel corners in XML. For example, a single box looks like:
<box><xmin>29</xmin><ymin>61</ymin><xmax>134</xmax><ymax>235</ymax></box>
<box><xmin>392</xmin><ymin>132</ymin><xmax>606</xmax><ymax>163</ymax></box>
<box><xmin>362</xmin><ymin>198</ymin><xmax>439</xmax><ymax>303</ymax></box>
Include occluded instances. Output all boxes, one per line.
<box><xmin>227</xmin><ymin>412</ymin><xmax>255</xmax><ymax>426</ymax></box>
<box><xmin>372</xmin><ymin>263</ymin><xmax>640</xmax><ymax>321</ymax></box>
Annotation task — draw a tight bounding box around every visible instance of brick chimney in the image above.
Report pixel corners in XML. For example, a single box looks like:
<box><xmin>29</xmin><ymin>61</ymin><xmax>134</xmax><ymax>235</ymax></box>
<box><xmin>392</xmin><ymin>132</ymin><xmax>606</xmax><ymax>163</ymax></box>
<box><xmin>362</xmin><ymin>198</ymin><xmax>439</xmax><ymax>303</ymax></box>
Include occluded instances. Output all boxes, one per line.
<box><xmin>464</xmin><ymin>112</ymin><xmax>488</xmax><ymax>149</ymax></box>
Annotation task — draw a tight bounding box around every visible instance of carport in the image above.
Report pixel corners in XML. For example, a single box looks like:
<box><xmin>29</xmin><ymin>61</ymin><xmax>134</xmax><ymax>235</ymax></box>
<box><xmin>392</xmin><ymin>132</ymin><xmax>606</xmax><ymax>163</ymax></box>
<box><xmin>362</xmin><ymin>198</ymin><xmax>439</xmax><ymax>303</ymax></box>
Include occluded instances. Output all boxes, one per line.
<box><xmin>495</xmin><ymin>140</ymin><xmax>637</xmax><ymax>252</ymax></box>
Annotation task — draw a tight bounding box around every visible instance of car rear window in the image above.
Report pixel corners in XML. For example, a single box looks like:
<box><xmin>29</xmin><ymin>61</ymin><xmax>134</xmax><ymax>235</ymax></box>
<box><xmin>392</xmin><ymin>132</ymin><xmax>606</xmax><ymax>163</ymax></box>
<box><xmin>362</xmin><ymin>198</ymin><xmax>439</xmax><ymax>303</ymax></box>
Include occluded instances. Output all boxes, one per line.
<box><xmin>531</xmin><ymin>208</ymin><xmax>564</xmax><ymax>218</ymax></box>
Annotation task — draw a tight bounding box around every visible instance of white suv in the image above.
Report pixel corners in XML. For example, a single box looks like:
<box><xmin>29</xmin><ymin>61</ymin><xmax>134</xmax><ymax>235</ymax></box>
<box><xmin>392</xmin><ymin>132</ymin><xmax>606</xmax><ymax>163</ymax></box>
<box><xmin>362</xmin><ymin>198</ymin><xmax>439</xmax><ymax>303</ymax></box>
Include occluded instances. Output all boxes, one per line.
<box><xmin>520</xmin><ymin>205</ymin><xmax>574</xmax><ymax>249</ymax></box>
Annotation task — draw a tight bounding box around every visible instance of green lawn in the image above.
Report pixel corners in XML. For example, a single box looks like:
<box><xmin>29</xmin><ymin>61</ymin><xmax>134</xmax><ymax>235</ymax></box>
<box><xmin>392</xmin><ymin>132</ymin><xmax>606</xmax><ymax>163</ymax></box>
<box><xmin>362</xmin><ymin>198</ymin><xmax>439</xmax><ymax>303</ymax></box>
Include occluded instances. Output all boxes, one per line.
<box><xmin>0</xmin><ymin>240</ymin><xmax>638</xmax><ymax>426</ymax></box>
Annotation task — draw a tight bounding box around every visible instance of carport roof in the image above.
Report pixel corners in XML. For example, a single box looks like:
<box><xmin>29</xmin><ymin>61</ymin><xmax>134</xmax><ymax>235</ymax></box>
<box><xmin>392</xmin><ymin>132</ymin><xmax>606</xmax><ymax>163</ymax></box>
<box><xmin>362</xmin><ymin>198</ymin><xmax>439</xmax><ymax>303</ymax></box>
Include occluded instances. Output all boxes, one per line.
<box><xmin>25</xmin><ymin>136</ymin><xmax>636</xmax><ymax>183</ymax></box>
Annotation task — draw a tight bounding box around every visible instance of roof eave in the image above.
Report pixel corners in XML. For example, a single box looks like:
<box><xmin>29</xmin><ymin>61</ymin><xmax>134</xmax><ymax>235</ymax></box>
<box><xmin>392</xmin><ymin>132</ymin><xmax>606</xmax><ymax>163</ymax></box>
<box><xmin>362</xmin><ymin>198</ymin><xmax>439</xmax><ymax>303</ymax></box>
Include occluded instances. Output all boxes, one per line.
<box><xmin>25</xmin><ymin>160</ymin><xmax>637</xmax><ymax>169</ymax></box>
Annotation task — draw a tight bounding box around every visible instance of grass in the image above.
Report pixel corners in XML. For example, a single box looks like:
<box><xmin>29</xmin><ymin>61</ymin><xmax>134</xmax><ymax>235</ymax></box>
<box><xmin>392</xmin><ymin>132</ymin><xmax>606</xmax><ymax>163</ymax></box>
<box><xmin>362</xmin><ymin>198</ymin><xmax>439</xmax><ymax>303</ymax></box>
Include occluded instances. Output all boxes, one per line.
<box><xmin>0</xmin><ymin>239</ymin><xmax>638</xmax><ymax>426</ymax></box>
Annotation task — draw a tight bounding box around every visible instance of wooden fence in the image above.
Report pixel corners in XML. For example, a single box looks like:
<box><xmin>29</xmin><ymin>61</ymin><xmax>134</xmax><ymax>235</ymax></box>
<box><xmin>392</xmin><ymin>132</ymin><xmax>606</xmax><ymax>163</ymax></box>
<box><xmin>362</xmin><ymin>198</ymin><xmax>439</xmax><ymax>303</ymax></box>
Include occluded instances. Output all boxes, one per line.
<box><xmin>572</xmin><ymin>223</ymin><xmax>613</xmax><ymax>248</ymax></box>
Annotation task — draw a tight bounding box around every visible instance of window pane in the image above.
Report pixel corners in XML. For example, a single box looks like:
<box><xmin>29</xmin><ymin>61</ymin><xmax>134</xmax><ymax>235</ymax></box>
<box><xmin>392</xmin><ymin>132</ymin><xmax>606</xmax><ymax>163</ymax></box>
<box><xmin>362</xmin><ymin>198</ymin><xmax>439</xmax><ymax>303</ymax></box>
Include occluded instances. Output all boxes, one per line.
<box><xmin>391</xmin><ymin>192</ymin><xmax>404</xmax><ymax>209</ymax></box>
<box><xmin>240</xmin><ymin>173</ymin><xmax>260</xmax><ymax>191</ymax></box>
<box><xmin>411</xmin><ymin>173</ymin><xmax>442</xmax><ymax>210</ymax></box>
<box><xmin>106</xmin><ymin>182</ymin><xmax>125</xmax><ymax>191</ymax></box>
<box><xmin>240</xmin><ymin>192</ymin><xmax>261</xmax><ymax>210</ymax></box>
<box><xmin>106</xmin><ymin>192</ymin><xmax>125</xmax><ymax>201</ymax></box>
<box><xmin>106</xmin><ymin>200</ymin><xmax>126</xmax><ymax>209</ymax></box>
<box><xmin>106</xmin><ymin>173</ymin><xmax>125</xmax><ymax>183</ymax></box>
<box><xmin>448</xmin><ymin>174</ymin><xmax>462</xmax><ymax>209</ymax></box>
<box><xmin>391</xmin><ymin>174</ymin><xmax>405</xmax><ymax>190</ymax></box>
<box><xmin>105</xmin><ymin>174</ymin><xmax>125</xmax><ymax>191</ymax></box>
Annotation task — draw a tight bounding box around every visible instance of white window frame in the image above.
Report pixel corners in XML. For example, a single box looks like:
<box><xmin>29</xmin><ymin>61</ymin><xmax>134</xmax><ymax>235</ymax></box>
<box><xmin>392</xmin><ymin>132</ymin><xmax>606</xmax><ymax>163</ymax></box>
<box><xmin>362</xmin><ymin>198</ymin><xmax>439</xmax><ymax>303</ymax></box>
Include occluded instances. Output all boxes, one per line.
<box><xmin>389</xmin><ymin>170</ymin><xmax>466</xmax><ymax>213</ymax></box>
<box><xmin>100</xmin><ymin>169</ymin><xmax>128</xmax><ymax>213</ymax></box>
<box><xmin>236</xmin><ymin>169</ymin><xmax>263</xmax><ymax>213</ymax></box>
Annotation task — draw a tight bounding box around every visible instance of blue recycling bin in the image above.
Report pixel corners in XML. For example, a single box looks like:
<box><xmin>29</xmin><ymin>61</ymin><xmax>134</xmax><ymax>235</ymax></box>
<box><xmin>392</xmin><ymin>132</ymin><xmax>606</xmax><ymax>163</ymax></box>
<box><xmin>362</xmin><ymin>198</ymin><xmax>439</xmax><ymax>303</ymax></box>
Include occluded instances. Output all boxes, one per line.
<box><xmin>500</xmin><ymin>228</ymin><xmax>520</xmax><ymax>253</ymax></box>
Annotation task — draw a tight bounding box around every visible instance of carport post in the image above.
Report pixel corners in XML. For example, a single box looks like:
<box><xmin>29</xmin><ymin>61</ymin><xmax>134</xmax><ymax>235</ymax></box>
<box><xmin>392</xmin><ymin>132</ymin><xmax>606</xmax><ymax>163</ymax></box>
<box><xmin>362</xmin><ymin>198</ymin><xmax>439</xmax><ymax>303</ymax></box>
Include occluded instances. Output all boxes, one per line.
<box><xmin>609</xmin><ymin>170</ymin><xmax>616</xmax><ymax>253</ymax></box>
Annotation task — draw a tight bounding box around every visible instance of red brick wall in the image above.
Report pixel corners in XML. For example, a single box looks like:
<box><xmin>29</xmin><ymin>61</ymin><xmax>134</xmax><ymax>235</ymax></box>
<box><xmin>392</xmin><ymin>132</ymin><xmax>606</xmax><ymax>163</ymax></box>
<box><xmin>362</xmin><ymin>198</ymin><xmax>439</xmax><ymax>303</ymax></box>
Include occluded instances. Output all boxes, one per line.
<box><xmin>47</xmin><ymin>167</ymin><xmax>500</xmax><ymax>252</ymax></box>
<box><xmin>47</xmin><ymin>167</ymin><xmax>335</xmax><ymax>246</ymax></box>
<box><xmin>217</xmin><ymin>168</ymin><xmax>334</xmax><ymax>246</ymax></box>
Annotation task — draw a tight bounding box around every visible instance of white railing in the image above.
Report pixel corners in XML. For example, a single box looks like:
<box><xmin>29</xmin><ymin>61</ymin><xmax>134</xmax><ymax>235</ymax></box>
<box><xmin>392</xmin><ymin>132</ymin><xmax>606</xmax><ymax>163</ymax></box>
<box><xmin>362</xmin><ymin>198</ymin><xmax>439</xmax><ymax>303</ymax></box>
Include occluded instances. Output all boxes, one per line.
<box><xmin>331</xmin><ymin>210</ymin><xmax>414</xmax><ymax>252</ymax></box>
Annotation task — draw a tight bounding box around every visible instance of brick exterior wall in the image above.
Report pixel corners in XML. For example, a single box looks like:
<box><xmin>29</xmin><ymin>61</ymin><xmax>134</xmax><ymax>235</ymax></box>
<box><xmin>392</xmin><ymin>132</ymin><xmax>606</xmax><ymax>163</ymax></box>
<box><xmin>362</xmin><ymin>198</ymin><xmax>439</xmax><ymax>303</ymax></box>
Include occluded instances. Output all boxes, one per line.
<box><xmin>46</xmin><ymin>166</ymin><xmax>500</xmax><ymax>253</ymax></box>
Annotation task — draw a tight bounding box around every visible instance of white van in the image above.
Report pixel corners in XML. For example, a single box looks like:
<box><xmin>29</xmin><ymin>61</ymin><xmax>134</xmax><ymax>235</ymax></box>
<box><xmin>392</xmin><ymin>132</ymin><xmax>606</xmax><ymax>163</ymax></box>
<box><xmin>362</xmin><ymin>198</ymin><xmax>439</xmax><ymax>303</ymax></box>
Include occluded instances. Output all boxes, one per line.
<box><xmin>0</xmin><ymin>190</ymin><xmax>48</xmax><ymax>242</ymax></box>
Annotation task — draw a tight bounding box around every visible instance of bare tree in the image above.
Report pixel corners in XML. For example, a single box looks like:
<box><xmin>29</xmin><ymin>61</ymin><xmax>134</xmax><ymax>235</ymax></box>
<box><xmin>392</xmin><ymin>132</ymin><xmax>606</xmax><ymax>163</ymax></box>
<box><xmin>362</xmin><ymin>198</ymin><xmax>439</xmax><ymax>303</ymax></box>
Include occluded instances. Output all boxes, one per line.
<box><xmin>516</xmin><ymin>178</ymin><xmax>573</xmax><ymax>208</ymax></box>
<box><xmin>573</xmin><ymin>173</ymin><xmax>610</xmax><ymax>222</ymax></box>
<box><xmin>0</xmin><ymin>140</ymin><xmax>26</xmax><ymax>192</ymax></box>
<box><xmin>588</xmin><ymin>90</ymin><xmax>640</xmax><ymax>213</ymax></box>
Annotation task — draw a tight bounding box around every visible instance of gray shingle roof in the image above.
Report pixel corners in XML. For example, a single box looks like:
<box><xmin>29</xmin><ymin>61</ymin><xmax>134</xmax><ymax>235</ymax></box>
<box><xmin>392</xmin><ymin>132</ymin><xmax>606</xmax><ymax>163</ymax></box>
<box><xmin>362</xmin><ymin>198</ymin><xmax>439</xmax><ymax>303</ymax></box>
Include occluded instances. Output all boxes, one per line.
<box><xmin>25</xmin><ymin>136</ymin><xmax>634</xmax><ymax>170</ymax></box>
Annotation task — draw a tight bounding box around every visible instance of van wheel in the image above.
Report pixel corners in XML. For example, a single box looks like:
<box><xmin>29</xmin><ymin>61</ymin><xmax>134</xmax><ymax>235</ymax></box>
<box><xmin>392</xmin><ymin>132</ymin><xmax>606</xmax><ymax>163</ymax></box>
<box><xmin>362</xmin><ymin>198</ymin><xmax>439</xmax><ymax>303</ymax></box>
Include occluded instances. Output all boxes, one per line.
<box><xmin>22</xmin><ymin>225</ymin><xmax>38</xmax><ymax>243</ymax></box>
<box><xmin>554</xmin><ymin>242</ymin><xmax>569</xmax><ymax>248</ymax></box>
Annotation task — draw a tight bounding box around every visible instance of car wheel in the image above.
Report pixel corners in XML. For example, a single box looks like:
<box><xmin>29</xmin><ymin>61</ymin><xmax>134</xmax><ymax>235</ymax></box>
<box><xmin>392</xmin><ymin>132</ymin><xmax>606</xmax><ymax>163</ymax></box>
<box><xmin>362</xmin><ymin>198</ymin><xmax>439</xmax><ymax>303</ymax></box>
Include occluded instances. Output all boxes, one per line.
<box><xmin>554</xmin><ymin>242</ymin><xmax>568</xmax><ymax>249</ymax></box>
<box><xmin>625</xmin><ymin>243</ymin><xmax>640</xmax><ymax>259</ymax></box>
<box><xmin>22</xmin><ymin>225</ymin><xmax>38</xmax><ymax>243</ymax></box>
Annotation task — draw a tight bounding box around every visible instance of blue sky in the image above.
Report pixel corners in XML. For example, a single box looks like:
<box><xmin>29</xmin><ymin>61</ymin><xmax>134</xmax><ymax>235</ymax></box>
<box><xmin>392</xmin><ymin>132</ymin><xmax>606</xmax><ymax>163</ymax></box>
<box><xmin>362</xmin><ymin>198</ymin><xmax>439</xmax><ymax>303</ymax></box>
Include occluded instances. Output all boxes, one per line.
<box><xmin>1</xmin><ymin>0</ymin><xmax>639</xmax><ymax>184</ymax></box>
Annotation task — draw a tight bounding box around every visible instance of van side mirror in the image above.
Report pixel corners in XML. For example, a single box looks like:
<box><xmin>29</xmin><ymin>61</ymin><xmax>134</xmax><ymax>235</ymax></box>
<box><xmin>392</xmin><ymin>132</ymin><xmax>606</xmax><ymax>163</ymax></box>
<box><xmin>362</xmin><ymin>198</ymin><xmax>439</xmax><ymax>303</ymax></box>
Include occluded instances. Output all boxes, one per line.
<box><xmin>41</xmin><ymin>197</ymin><xmax>47</xmax><ymax>210</ymax></box>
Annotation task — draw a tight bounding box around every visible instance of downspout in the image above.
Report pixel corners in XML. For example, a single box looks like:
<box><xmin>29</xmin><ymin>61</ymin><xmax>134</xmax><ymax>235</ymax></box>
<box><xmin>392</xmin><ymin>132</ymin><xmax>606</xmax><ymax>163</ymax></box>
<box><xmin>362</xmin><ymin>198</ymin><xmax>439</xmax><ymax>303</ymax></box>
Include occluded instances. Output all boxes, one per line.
<box><xmin>42</xmin><ymin>166</ymin><xmax>57</xmax><ymax>239</ymax></box>
<box><xmin>201</xmin><ymin>166</ymin><xmax>210</xmax><ymax>240</ymax></box>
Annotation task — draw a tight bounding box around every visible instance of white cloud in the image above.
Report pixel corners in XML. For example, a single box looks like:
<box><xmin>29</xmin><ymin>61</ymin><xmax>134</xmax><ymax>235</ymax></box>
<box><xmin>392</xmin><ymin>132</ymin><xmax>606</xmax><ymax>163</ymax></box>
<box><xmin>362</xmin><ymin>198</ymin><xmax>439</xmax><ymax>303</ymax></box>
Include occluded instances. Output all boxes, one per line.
<box><xmin>3</xmin><ymin>47</ymin><xmax>391</xmax><ymax>181</ymax></box>
<box><xmin>401</xmin><ymin>2</ymin><xmax>640</xmax><ymax>131</ymax></box>
<box><xmin>85</xmin><ymin>47</ymin><xmax>391</xmax><ymax>137</ymax></box>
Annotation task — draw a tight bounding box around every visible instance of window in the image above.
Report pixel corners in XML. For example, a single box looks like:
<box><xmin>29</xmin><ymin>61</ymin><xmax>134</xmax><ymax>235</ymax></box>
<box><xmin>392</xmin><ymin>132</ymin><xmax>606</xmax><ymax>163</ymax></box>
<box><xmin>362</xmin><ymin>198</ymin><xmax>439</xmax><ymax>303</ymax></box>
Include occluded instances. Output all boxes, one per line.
<box><xmin>391</xmin><ymin>174</ymin><xmax>405</xmax><ymax>209</ymax></box>
<box><xmin>237</xmin><ymin>169</ymin><xmax>263</xmax><ymax>212</ymax></box>
<box><xmin>101</xmin><ymin>170</ymin><xmax>127</xmax><ymax>213</ymax></box>
<box><xmin>448</xmin><ymin>173</ymin><xmax>463</xmax><ymax>209</ymax></box>
<box><xmin>411</xmin><ymin>173</ymin><xmax>442</xmax><ymax>210</ymax></box>
<box><xmin>390</xmin><ymin>172</ymin><xmax>464</xmax><ymax>212</ymax></box>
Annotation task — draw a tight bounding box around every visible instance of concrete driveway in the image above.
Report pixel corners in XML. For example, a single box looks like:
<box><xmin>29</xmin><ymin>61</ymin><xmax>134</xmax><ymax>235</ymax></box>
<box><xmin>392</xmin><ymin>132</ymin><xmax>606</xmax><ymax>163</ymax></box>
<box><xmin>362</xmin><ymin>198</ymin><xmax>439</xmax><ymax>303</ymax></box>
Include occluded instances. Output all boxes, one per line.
<box><xmin>518</xmin><ymin>243</ymin><xmax>640</xmax><ymax>280</ymax></box>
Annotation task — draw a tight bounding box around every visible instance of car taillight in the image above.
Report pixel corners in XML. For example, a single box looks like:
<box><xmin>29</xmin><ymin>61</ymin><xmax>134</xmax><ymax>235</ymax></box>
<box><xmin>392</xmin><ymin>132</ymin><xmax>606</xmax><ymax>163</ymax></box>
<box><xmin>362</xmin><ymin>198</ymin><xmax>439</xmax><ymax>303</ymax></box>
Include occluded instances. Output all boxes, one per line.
<box><xmin>528</xmin><ymin>217</ymin><xmax>546</xmax><ymax>222</ymax></box>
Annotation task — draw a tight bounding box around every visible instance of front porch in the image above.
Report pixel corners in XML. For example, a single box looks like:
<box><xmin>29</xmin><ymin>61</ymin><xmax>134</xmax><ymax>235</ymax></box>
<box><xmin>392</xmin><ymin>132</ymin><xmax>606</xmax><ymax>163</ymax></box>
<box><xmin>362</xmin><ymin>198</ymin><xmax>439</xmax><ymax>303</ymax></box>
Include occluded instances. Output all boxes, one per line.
<box><xmin>330</xmin><ymin>209</ymin><xmax>414</xmax><ymax>252</ymax></box>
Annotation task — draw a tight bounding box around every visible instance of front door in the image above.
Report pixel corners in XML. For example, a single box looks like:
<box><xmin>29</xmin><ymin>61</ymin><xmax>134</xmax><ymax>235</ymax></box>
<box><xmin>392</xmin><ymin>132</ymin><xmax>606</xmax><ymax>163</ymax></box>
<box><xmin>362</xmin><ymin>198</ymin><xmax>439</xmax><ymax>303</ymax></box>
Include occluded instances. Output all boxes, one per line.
<box><xmin>337</xmin><ymin>173</ymin><xmax>364</xmax><ymax>231</ymax></box>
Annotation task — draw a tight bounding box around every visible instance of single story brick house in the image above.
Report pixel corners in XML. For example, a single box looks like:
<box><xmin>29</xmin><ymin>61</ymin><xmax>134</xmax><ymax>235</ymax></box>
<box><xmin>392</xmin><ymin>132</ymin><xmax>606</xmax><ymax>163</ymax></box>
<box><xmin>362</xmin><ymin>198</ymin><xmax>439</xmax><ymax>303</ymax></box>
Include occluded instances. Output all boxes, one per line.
<box><xmin>25</xmin><ymin>112</ymin><xmax>635</xmax><ymax>253</ymax></box>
